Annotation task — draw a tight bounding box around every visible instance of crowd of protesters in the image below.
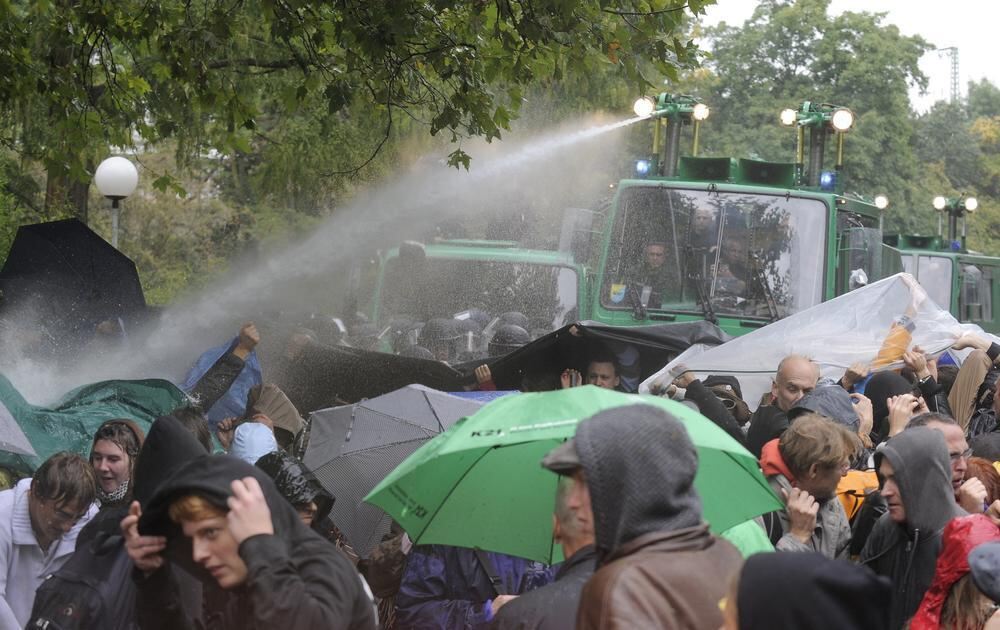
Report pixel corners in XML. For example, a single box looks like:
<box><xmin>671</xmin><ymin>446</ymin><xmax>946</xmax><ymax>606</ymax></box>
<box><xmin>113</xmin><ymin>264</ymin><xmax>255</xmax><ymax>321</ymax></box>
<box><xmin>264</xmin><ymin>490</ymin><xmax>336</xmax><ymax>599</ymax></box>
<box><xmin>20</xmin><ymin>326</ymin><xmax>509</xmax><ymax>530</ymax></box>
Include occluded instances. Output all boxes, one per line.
<box><xmin>1</xmin><ymin>301</ymin><xmax>1000</xmax><ymax>630</ymax></box>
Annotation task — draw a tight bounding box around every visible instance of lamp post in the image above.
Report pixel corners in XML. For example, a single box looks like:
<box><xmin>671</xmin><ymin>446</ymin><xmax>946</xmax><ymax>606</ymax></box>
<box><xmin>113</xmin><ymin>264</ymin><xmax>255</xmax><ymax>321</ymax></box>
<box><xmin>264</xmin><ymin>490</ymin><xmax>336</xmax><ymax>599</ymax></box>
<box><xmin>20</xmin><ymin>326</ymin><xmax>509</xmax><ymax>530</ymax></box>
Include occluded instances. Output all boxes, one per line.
<box><xmin>933</xmin><ymin>194</ymin><xmax>978</xmax><ymax>250</ymax></box>
<box><xmin>634</xmin><ymin>94</ymin><xmax>710</xmax><ymax>177</ymax></box>
<box><xmin>779</xmin><ymin>102</ymin><xmax>855</xmax><ymax>189</ymax></box>
<box><xmin>94</xmin><ymin>156</ymin><xmax>139</xmax><ymax>249</ymax></box>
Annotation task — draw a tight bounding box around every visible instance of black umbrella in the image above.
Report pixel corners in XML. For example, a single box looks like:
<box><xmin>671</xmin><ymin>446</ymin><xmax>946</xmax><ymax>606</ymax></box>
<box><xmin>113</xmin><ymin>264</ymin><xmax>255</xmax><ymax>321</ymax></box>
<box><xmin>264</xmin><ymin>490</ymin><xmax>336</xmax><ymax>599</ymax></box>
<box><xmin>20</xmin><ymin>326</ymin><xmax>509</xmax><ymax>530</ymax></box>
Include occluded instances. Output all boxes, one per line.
<box><xmin>303</xmin><ymin>384</ymin><xmax>483</xmax><ymax>557</ymax></box>
<box><xmin>0</xmin><ymin>219</ymin><xmax>147</xmax><ymax>350</ymax></box>
<box><xmin>255</xmin><ymin>327</ymin><xmax>465</xmax><ymax>411</ymax></box>
<box><xmin>457</xmin><ymin>319</ymin><xmax>731</xmax><ymax>390</ymax></box>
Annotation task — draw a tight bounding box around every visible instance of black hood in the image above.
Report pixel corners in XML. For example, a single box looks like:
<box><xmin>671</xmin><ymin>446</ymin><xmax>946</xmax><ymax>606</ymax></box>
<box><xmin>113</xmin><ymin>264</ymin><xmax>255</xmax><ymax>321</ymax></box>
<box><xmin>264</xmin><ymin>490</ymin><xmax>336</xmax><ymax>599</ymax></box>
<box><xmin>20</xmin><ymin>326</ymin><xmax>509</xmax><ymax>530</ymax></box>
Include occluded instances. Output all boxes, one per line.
<box><xmin>138</xmin><ymin>454</ymin><xmax>335</xmax><ymax>584</ymax></box>
<box><xmin>140</xmin><ymin>454</ymin><xmax>309</xmax><ymax>540</ymax></box>
<box><xmin>865</xmin><ymin>372</ymin><xmax>914</xmax><ymax>437</ymax></box>
<box><xmin>703</xmin><ymin>375</ymin><xmax>743</xmax><ymax>400</ymax></box>
<box><xmin>738</xmin><ymin>552</ymin><xmax>891</xmax><ymax>630</ymax></box>
<box><xmin>574</xmin><ymin>404</ymin><xmax>702</xmax><ymax>563</ymax></box>
<box><xmin>875</xmin><ymin>427</ymin><xmax>965</xmax><ymax>535</ymax></box>
<box><xmin>255</xmin><ymin>450</ymin><xmax>334</xmax><ymax>524</ymax></box>
<box><xmin>138</xmin><ymin>454</ymin><xmax>376</xmax><ymax>629</ymax></box>
<box><xmin>133</xmin><ymin>413</ymin><xmax>211</xmax><ymax>508</ymax></box>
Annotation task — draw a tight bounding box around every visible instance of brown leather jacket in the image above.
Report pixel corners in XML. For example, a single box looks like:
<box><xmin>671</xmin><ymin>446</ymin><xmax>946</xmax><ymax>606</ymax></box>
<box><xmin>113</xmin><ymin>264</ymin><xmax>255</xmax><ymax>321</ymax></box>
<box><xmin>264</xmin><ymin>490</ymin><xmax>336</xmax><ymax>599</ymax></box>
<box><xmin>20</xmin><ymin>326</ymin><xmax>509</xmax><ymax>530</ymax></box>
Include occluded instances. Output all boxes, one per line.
<box><xmin>576</xmin><ymin>524</ymin><xmax>742</xmax><ymax>630</ymax></box>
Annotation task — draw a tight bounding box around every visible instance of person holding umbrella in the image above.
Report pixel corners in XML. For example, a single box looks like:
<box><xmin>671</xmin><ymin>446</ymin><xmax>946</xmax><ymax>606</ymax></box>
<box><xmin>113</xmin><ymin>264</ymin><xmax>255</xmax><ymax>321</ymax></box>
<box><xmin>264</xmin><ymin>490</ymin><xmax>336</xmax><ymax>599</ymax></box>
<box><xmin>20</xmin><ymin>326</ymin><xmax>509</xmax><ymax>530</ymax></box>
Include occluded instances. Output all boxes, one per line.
<box><xmin>541</xmin><ymin>404</ymin><xmax>742</xmax><ymax>629</ymax></box>
<box><xmin>365</xmin><ymin>388</ymin><xmax>781</xmax><ymax>627</ymax></box>
<box><xmin>492</xmin><ymin>475</ymin><xmax>596</xmax><ymax>630</ymax></box>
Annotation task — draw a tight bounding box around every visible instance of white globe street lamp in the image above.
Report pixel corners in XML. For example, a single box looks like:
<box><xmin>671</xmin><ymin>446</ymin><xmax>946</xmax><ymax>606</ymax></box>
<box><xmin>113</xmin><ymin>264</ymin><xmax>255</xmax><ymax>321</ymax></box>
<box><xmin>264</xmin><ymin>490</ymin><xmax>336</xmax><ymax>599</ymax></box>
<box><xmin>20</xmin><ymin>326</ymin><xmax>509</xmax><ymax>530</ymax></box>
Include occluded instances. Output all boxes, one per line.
<box><xmin>94</xmin><ymin>156</ymin><xmax>138</xmax><ymax>249</ymax></box>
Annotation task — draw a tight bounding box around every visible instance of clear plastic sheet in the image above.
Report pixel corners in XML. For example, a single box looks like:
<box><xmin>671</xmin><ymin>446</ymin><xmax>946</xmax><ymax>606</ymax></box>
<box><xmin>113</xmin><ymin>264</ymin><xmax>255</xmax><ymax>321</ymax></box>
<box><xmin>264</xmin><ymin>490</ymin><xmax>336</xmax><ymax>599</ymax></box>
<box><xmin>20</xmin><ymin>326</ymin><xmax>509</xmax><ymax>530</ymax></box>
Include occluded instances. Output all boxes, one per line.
<box><xmin>640</xmin><ymin>273</ymin><xmax>995</xmax><ymax>410</ymax></box>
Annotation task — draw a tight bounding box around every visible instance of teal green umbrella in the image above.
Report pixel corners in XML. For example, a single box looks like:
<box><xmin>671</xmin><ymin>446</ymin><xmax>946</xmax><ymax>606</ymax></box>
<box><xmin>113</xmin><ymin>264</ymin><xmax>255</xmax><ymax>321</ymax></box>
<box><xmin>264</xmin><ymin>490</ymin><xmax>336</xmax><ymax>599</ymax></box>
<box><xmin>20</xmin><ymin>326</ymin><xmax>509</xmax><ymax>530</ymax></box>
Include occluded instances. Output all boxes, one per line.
<box><xmin>0</xmin><ymin>374</ymin><xmax>188</xmax><ymax>474</ymax></box>
<box><xmin>365</xmin><ymin>386</ymin><xmax>781</xmax><ymax>564</ymax></box>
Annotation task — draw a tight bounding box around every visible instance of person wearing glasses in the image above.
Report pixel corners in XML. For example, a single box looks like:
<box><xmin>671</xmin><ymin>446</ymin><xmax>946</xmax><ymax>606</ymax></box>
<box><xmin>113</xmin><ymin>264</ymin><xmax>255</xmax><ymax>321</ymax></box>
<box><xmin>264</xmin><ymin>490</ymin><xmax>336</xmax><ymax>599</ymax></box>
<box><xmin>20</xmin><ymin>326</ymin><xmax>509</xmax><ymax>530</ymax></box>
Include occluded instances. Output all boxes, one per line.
<box><xmin>0</xmin><ymin>452</ymin><xmax>97</xmax><ymax>627</ymax></box>
<box><xmin>907</xmin><ymin>412</ymin><xmax>985</xmax><ymax>514</ymax></box>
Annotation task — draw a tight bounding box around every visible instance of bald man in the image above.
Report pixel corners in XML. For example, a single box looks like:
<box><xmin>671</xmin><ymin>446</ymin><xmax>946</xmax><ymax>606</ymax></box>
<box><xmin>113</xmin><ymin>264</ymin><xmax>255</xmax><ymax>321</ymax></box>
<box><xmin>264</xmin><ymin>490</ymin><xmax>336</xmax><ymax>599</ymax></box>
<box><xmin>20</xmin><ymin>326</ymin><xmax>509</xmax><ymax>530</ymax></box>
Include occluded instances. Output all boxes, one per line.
<box><xmin>746</xmin><ymin>355</ymin><xmax>820</xmax><ymax>458</ymax></box>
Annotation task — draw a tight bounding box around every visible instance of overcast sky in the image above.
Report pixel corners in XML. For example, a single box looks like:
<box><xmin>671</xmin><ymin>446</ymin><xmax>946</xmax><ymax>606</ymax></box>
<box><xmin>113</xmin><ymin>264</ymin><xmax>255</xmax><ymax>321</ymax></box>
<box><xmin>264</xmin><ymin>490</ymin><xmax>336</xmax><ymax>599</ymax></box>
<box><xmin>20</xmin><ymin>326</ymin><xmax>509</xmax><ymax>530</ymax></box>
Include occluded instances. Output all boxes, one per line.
<box><xmin>698</xmin><ymin>0</ymin><xmax>1000</xmax><ymax>112</ymax></box>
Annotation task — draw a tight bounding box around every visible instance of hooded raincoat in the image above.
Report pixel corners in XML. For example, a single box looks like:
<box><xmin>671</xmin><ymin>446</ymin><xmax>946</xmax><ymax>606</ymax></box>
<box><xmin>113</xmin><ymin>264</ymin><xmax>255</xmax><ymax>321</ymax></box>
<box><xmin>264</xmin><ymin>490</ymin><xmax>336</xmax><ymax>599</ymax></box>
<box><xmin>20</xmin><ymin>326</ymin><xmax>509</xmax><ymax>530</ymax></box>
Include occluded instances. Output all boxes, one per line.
<box><xmin>246</xmin><ymin>384</ymin><xmax>305</xmax><ymax>447</ymax></box>
<box><xmin>254</xmin><ymin>450</ymin><xmax>352</xmax><ymax>555</ymax></box>
<box><xmin>137</xmin><ymin>455</ymin><xmax>375</xmax><ymax>630</ymax></box>
<box><xmin>910</xmin><ymin>514</ymin><xmax>1000</xmax><ymax>630</ymax></box>
<box><xmin>573</xmin><ymin>405</ymin><xmax>742</xmax><ymax>630</ymax></box>
<box><xmin>860</xmin><ymin>427</ymin><xmax>966</xmax><ymax>629</ymax></box>
<box><xmin>254</xmin><ymin>451</ymin><xmax>333</xmax><ymax>524</ymax></box>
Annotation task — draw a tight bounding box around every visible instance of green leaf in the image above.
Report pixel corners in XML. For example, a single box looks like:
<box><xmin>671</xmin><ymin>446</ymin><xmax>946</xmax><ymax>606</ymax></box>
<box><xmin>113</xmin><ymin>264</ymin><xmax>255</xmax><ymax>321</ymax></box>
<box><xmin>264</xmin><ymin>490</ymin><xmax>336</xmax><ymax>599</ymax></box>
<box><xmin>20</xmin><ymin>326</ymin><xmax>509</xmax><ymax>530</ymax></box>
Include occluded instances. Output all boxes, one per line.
<box><xmin>447</xmin><ymin>148</ymin><xmax>471</xmax><ymax>170</ymax></box>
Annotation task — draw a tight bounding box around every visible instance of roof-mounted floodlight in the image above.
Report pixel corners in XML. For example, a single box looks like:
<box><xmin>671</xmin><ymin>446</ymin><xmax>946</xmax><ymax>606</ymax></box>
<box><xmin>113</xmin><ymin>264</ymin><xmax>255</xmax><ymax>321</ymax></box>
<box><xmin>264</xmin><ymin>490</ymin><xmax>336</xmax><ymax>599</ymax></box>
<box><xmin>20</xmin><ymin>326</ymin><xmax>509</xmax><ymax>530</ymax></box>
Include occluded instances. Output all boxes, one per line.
<box><xmin>633</xmin><ymin>97</ymin><xmax>655</xmax><ymax>118</ymax></box>
<box><xmin>830</xmin><ymin>108</ymin><xmax>855</xmax><ymax>132</ymax></box>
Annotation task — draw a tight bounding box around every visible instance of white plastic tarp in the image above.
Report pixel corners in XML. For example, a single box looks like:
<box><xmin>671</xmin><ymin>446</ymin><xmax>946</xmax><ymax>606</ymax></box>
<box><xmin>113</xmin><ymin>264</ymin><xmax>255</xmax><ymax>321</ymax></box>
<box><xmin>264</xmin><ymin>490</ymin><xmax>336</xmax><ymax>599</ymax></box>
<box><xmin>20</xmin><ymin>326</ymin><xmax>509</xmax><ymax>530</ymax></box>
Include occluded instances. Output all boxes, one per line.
<box><xmin>640</xmin><ymin>273</ymin><xmax>992</xmax><ymax>409</ymax></box>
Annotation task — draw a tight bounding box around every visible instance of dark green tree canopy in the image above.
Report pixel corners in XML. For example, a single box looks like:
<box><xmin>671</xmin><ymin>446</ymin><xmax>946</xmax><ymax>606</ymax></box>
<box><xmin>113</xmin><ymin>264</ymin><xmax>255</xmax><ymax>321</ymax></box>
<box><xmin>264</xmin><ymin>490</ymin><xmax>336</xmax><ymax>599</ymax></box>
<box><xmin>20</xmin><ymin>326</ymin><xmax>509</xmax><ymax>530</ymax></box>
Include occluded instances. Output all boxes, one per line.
<box><xmin>0</xmin><ymin>0</ymin><xmax>713</xmax><ymax>215</ymax></box>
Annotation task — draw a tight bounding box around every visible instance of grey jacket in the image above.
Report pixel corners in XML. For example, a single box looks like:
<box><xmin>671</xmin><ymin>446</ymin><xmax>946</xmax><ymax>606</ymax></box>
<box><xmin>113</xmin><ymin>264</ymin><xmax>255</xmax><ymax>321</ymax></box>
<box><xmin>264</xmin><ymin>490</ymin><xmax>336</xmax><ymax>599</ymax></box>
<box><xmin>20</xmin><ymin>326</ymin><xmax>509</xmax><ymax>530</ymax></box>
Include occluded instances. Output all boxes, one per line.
<box><xmin>766</xmin><ymin>474</ymin><xmax>851</xmax><ymax>559</ymax></box>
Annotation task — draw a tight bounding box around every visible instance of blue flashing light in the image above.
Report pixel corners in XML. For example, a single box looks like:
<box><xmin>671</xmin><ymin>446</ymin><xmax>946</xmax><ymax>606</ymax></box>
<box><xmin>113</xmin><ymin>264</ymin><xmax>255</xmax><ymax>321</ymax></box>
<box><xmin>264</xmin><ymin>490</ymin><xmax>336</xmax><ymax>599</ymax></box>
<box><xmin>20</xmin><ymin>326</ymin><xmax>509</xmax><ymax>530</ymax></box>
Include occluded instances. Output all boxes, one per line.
<box><xmin>951</xmin><ymin>240</ymin><xmax>962</xmax><ymax>251</ymax></box>
<box><xmin>635</xmin><ymin>159</ymin><xmax>651</xmax><ymax>177</ymax></box>
<box><xmin>819</xmin><ymin>170</ymin><xmax>837</xmax><ymax>191</ymax></box>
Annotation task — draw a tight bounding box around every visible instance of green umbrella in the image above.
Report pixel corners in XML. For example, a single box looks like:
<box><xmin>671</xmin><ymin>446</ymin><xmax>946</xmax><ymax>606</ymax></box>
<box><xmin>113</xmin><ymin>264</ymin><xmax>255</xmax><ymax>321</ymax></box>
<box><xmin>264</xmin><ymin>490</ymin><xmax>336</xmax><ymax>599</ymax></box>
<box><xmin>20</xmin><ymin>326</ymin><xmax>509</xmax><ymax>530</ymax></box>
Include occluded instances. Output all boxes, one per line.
<box><xmin>365</xmin><ymin>385</ymin><xmax>781</xmax><ymax>564</ymax></box>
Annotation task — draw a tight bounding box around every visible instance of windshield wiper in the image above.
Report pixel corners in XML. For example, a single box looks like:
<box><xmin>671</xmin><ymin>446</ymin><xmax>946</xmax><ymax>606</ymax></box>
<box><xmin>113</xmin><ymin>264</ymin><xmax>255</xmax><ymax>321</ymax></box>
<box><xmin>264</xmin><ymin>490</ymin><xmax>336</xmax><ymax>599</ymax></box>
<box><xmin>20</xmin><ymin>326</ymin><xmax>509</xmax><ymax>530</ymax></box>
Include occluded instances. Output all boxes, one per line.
<box><xmin>627</xmin><ymin>285</ymin><xmax>648</xmax><ymax>321</ymax></box>
<box><xmin>689</xmin><ymin>270</ymin><xmax>718</xmax><ymax>325</ymax></box>
<box><xmin>681</xmin><ymin>244</ymin><xmax>718</xmax><ymax>324</ymax></box>
<box><xmin>751</xmin><ymin>253</ymin><xmax>780</xmax><ymax>322</ymax></box>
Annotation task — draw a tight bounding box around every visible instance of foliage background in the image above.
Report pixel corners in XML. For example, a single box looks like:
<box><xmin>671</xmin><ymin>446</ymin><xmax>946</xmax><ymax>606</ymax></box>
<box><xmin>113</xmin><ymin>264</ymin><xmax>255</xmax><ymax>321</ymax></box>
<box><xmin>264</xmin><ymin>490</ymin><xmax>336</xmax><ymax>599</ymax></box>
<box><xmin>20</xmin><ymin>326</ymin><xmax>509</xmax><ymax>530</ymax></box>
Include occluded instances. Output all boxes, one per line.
<box><xmin>0</xmin><ymin>0</ymin><xmax>998</xmax><ymax>307</ymax></box>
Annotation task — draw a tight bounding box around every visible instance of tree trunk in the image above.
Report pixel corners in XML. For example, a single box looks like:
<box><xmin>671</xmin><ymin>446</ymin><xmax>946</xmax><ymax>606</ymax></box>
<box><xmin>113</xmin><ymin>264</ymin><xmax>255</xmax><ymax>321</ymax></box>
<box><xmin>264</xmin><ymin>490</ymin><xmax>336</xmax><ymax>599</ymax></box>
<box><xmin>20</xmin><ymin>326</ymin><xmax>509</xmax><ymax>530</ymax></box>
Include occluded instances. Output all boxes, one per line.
<box><xmin>43</xmin><ymin>0</ymin><xmax>88</xmax><ymax>223</ymax></box>
<box><xmin>44</xmin><ymin>169</ymin><xmax>89</xmax><ymax>222</ymax></box>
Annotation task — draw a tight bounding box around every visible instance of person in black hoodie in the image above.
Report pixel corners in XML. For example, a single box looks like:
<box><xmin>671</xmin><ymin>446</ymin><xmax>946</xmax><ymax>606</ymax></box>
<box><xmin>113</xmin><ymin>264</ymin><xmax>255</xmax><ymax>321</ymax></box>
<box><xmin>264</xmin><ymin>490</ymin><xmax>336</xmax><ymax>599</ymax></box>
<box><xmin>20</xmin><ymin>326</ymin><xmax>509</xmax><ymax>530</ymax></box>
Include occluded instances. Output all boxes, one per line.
<box><xmin>135</xmin><ymin>454</ymin><xmax>375</xmax><ymax>630</ymax></box>
<box><xmin>864</xmin><ymin>371</ymin><xmax>920</xmax><ymax>443</ymax></box>
<box><xmin>860</xmin><ymin>426</ymin><xmax>966</xmax><ymax>629</ymax></box>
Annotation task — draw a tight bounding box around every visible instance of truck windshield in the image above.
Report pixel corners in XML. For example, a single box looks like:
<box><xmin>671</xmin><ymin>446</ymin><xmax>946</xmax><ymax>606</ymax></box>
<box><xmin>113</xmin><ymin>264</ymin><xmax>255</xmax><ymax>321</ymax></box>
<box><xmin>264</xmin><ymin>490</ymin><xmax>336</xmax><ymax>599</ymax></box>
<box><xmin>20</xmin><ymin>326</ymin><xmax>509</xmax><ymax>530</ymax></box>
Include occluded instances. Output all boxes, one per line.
<box><xmin>602</xmin><ymin>186</ymin><xmax>826</xmax><ymax>319</ymax></box>
<box><xmin>380</xmin><ymin>258</ymin><xmax>578</xmax><ymax>332</ymax></box>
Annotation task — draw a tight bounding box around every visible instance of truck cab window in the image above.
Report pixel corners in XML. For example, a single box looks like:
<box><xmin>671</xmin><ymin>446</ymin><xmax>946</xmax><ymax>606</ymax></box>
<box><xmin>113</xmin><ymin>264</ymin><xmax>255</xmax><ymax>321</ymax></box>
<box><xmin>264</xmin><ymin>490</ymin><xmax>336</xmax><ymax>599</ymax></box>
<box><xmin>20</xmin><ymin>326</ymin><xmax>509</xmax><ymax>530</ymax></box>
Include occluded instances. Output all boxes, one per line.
<box><xmin>602</xmin><ymin>186</ymin><xmax>826</xmax><ymax>319</ymax></box>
